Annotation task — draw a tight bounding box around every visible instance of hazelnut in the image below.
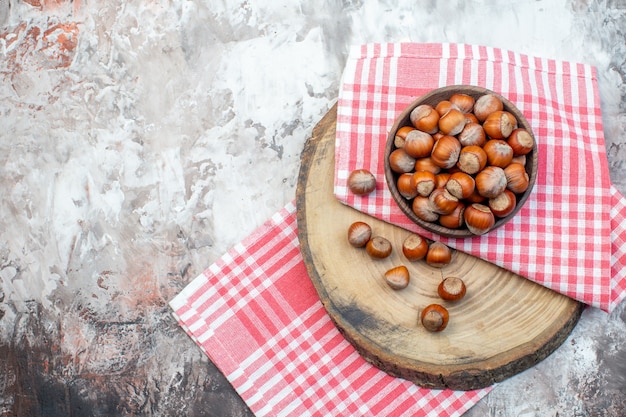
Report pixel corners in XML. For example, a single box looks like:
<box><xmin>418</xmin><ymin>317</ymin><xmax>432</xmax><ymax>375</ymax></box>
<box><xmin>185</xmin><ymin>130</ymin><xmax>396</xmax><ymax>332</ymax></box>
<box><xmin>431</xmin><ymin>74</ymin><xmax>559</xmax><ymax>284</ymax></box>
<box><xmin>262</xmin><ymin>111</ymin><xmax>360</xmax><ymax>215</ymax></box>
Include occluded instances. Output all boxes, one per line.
<box><xmin>445</xmin><ymin>172</ymin><xmax>475</xmax><ymax>200</ymax></box>
<box><xmin>430</xmin><ymin>135</ymin><xmax>461</xmax><ymax>169</ymax></box>
<box><xmin>347</xmin><ymin>221</ymin><xmax>372</xmax><ymax>248</ymax></box>
<box><xmin>389</xmin><ymin>148</ymin><xmax>417</xmax><ymax>174</ymax></box>
<box><xmin>414</xmin><ymin>157</ymin><xmax>442</xmax><ymax>174</ymax></box>
<box><xmin>505</xmin><ymin>111</ymin><xmax>518</xmax><ymax>129</ymax></box>
<box><xmin>397</xmin><ymin>173</ymin><xmax>418</xmax><ymax>200</ymax></box>
<box><xmin>348</xmin><ymin>169</ymin><xmax>376</xmax><ymax>195</ymax></box>
<box><xmin>488</xmin><ymin>189</ymin><xmax>517</xmax><ymax>218</ymax></box>
<box><xmin>483</xmin><ymin>139</ymin><xmax>514</xmax><ymax>168</ymax></box>
<box><xmin>457</xmin><ymin>122</ymin><xmax>486</xmax><ymax>147</ymax></box>
<box><xmin>402</xmin><ymin>233</ymin><xmax>429</xmax><ymax>261</ymax></box>
<box><xmin>439</xmin><ymin>203</ymin><xmax>466</xmax><ymax>229</ymax></box>
<box><xmin>475</xmin><ymin>166</ymin><xmax>507</xmax><ymax>198</ymax></box>
<box><xmin>465</xmin><ymin>188</ymin><xmax>487</xmax><ymax>204</ymax></box>
<box><xmin>438</xmin><ymin>277</ymin><xmax>467</xmax><ymax>301</ymax></box>
<box><xmin>384</xmin><ymin>266</ymin><xmax>410</xmax><ymax>290</ymax></box>
<box><xmin>464</xmin><ymin>203</ymin><xmax>495</xmax><ymax>235</ymax></box>
<box><xmin>410</xmin><ymin>104</ymin><xmax>440</xmax><ymax>134</ymax></box>
<box><xmin>435</xmin><ymin>100</ymin><xmax>458</xmax><ymax>116</ymax></box>
<box><xmin>507</xmin><ymin>128</ymin><xmax>534</xmax><ymax>155</ymax></box>
<box><xmin>394</xmin><ymin>125</ymin><xmax>415</xmax><ymax>148</ymax></box>
<box><xmin>410</xmin><ymin>170</ymin><xmax>436</xmax><ymax>197</ymax></box>
<box><xmin>464</xmin><ymin>112</ymin><xmax>479</xmax><ymax>124</ymax></box>
<box><xmin>473</xmin><ymin>94</ymin><xmax>503</xmax><ymax>122</ymax></box>
<box><xmin>412</xmin><ymin>196</ymin><xmax>439</xmax><ymax>223</ymax></box>
<box><xmin>428</xmin><ymin>188</ymin><xmax>459</xmax><ymax>215</ymax></box>
<box><xmin>511</xmin><ymin>154</ymin><xmax>527</xmax><ymax>166</ymax></box>
<box><xmin>504</xmin><ymin>163</ymin><xmax>530</xmax><ymax>193</ymax></box>
<box><xmin>426</xmin><ymin>241</ymin><xmax>452</xmax><ymax>267</ymax></box>
<box><xmin>457</xmin><ymin>145</ymin><xmax>487</xmax><ymax>175</ymax></box>
<box><xmin>420</xmin><ymin>304</ymin><xmax>449</xmax><ymax>332</ymax></box>
<box><xmin>404</xmin><ymin>129</ymin><xmax>435</xmax><ymax>158</ymax></box>
<box><xmin>438</xmin><ymin>108</ymin><xmax>466</xmax><ymax>136</ymax></box>
<box><xmin>365</xmin><ymin>236</ymin><xmax>392</xmax><ymax>259</ymax></box>
<box><xmin>483</xmin><ymin>110</ymin><xmax>515</xmax><ymax>139</ymax></box>
<box><xmin>434</xmin><ymin>172</ymin><xmax>451</xmax><ymax>189</ymax></box>
<box><xmin>449</xmin><ymin>93</ymin><xmax>475</xmax><ymax>113</ymax></box>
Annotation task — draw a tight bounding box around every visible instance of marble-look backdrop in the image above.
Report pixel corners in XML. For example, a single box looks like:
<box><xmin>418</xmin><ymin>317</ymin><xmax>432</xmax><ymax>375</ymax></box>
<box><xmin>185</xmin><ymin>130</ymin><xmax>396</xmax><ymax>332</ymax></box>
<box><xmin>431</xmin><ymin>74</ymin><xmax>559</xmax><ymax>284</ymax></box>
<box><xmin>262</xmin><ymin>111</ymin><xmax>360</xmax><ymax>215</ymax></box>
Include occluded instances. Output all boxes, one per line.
<box><xmin>0</xmin><ymin>0</ymin><xmax>624</xmax><ymax>416</ymax></box>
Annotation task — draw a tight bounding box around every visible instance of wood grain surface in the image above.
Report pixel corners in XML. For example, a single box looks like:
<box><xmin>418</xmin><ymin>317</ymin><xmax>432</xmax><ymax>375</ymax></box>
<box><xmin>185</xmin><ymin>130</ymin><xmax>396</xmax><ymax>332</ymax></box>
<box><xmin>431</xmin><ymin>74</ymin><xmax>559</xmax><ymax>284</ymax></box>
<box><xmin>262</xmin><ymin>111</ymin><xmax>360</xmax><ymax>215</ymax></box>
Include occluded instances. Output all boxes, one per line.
<box><xmin>296</xmin><ymin>105</ymin><xmax>585</xmax><ymax>391</ymax></box>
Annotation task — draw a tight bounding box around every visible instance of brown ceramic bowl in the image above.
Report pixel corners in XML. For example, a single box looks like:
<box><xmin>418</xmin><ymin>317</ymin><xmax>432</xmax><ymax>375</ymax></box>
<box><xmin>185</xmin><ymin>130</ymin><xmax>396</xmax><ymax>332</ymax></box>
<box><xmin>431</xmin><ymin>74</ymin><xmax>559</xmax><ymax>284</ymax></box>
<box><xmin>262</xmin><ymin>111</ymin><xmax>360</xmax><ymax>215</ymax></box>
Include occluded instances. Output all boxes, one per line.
<box><xmin>384</xmin><ymin>85</ymin><xmax>538</xmax><ymax>238</ymax></box>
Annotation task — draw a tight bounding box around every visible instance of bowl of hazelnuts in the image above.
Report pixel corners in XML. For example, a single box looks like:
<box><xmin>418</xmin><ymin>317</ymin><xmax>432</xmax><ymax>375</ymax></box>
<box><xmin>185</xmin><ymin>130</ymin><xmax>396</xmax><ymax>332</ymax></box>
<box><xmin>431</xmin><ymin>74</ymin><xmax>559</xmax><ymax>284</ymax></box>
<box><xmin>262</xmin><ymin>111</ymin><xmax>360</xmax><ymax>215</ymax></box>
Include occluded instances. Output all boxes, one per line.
<box><xmin>384</xmin><ymin>85</ymin><xmax>538</xmax><ymax>238</ymax></box>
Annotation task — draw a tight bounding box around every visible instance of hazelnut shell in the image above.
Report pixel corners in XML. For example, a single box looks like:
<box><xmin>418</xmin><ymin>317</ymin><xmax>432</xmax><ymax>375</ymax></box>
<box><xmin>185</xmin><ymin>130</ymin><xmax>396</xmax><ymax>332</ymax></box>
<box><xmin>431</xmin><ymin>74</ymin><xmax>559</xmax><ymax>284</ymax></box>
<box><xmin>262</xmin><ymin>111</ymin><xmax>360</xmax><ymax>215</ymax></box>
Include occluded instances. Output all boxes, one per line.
<box><xmin>348</xmin><ymin>169</ymin><xmax>376</xmax><ymax>195</ymax></box>
<box><xmin>420</xmin><ymin>304</ymin><xmax>449</xmax><ymax>332</ymax></box>
<box><xmin>438</xmin><ymin>277</ymin><xmax>467</xmax><ymax>301</ymax></box>
<box><xmin>347</xmin><ymin>221</ymin><xmax>372</xmax><ymax>248</ymax></box>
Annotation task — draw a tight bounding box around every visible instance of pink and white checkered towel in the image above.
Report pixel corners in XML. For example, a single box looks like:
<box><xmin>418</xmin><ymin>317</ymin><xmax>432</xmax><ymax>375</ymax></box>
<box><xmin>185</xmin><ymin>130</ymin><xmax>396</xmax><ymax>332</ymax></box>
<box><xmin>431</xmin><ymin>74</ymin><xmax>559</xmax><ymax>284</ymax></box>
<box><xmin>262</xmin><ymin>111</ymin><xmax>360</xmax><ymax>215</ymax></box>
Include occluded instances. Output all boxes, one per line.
<box><xmin>334</xmin><ymin>43</ymin><xmax>626</xmax><ymax>313</ymax></box>
<box><xmin>170</xmin><ymin>202</ymin><xmax>490</xmax><ymax>416</ymax></box>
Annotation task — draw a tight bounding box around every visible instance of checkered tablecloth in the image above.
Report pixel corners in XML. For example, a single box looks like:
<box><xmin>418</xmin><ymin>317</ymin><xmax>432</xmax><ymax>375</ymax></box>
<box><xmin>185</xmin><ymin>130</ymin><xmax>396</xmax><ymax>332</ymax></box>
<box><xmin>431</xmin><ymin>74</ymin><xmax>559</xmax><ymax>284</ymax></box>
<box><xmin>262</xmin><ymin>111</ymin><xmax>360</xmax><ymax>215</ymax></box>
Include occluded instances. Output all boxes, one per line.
<box><xmin>170</xmin><ymin>202</ymin><xmax>491</xmax><ymax>416</ymax></box>
<box><xmin>334</xmin><ymin>43</ymin><xmax>626</xmax><ymax>313</ymax></box>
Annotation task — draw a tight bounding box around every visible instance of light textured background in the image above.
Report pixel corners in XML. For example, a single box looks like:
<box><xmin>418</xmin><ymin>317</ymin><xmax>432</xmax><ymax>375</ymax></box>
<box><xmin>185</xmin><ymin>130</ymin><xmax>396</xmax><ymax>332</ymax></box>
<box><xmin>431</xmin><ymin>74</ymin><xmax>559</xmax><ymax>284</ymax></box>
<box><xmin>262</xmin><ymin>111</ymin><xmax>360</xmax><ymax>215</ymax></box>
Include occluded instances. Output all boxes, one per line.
<box><xmin>0</xmin><ymin>1</ymin><xmax>624</xmax><ymax>416</ymax></box>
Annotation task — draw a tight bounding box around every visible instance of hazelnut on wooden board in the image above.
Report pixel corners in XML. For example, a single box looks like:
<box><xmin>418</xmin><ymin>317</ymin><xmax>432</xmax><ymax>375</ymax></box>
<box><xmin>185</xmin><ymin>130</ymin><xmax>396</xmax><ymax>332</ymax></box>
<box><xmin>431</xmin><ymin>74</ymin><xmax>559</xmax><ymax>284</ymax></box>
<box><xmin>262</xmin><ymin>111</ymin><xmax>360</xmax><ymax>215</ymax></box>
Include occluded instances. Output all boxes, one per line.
<box><xmin>438</xmin><ymin>277</ymin><xmax>467</xmax><ymax>301</ymax></box>
<box><xmin>348</xmin><ymin>169</ymin><xmax>376</xmax><ymax>195</ymax></box>
<box><xmin>402</xmin><ymin>234</ymin><xmax>429</xmax><ymax>261</ymax></box>
<box><xmin>347</xmin><ymin>221</ymin><xmax>372</xmax><ymax>248</ymax></box>
<box><xmin>384</xmin><ymin>266</ymin><xmax>410</xmax><ymax>290</ymax></box>
<box><xmin>426</xmin><ymin>241</ymin><xmax>452</xmax><ymax>268</ymax></box>
<box><xmin>365</xmin><ymin>236</ymin><xmax>392</xmax><ymax>259</ymax></box>
<box><xmin>420</xmin><ymin>304</ymin><xmax>449</xmax><ymax>332</ymax></box>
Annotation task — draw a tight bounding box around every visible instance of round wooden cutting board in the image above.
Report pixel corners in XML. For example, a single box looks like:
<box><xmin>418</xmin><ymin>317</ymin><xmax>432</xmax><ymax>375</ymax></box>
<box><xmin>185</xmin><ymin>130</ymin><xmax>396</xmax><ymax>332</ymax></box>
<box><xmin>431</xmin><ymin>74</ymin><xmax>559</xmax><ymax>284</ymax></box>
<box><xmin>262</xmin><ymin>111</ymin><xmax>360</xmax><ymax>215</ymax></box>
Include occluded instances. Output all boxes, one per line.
<box><xmin>296</xmin><ymin>105</ymin><xmax>584</xmax><ymax>391</ymax></box>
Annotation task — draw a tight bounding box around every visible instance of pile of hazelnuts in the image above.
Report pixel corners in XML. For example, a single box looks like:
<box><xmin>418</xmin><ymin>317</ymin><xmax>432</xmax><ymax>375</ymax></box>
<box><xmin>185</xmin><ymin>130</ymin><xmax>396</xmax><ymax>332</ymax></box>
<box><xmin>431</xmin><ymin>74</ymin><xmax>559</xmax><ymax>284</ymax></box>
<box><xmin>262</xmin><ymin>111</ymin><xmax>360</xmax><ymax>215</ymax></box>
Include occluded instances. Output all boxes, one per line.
<box><xmin>388</xmin><ymin>92</ymin><xmax>534</xmax><ymax>235</ymax></box>
<box><xmin>347</xmin><ymin>219</ymin><xmax>466</xmax><ymax>333</ymax></box>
